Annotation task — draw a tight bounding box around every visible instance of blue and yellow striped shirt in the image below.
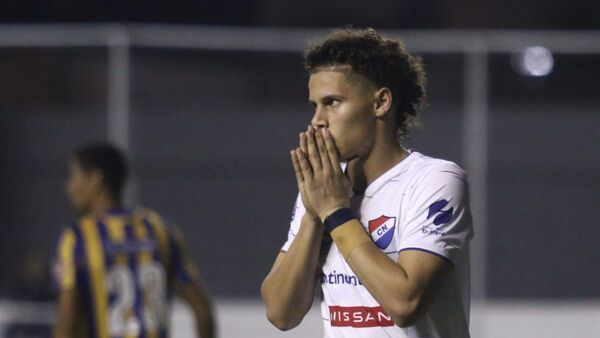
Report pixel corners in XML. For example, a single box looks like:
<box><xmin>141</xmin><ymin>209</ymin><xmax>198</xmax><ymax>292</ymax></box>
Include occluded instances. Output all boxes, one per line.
<box><xmin>54</xmin><ymin>207</ymin><xmax>199</xmax><ymax>338</ymax></box>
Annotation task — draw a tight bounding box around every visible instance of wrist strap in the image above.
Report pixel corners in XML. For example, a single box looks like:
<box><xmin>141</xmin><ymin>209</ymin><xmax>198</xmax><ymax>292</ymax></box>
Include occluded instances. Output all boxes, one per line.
<box><xmin>324</xmin><ymin>207</ymin><xmax>355</xmax><ymax>232</ymax></box>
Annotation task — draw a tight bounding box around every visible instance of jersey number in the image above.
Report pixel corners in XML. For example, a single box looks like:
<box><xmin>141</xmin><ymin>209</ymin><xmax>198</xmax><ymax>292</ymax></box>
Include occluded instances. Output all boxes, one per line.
<box><xmin>106</xmin><ymin>262</ymin><xmax>167</xmax><ymax>336</ymax></box>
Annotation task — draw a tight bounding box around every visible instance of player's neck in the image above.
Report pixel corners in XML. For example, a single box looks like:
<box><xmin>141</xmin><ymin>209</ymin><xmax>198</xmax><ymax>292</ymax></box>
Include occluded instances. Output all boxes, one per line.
<box><xmin>89</xmin><ymin>193</ymin><xmax>120</xmax><ymax>217</ymax></box>
<box><xmin>349</xmin><ymin>135</ymin><xmax>408</xmax><ymax>193</ymax></box>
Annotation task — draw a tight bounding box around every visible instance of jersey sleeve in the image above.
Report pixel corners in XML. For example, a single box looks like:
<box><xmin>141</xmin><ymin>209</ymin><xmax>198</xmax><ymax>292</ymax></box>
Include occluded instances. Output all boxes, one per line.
<box><xmin>168</xmin><ymin>226</ymin><xmax>201</xmax><ymax>285</ymax></box>
<box><xmin>398</xmin><ymin>163</ymin><xmax>474</xmax><ymax>265</ymax></box>
<box><xmin>281</xmin><ymin>193</ymin><xmax>306</xmax><ymax>252</ymax></box>
<box><xmin>53</xmin><ymin>227</ymin><xmax>78</xmax><ymax>290</ymax></box>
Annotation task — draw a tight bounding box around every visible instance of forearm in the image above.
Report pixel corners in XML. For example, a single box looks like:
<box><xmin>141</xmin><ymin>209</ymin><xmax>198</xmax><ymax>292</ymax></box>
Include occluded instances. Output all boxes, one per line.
<box><xmin>261</xmin><ymin>215</ymin><xmax>323</xmax><ymax>329</ymax></box>
<box><xmin>346</xmin><ymin>244</ymin><xmax>418</xmax><ymax>321</ymax></box>
<box><xmin>53</xmin><ymin>321</ymin><xmax>72</xmax><ymax>338</ymax></box>
<box><xmin>194</xmin><ymin>306</ymin><xmax>215</xmax><ymax>338</ymax></box>
<box><xmin>330</xmin><ymin>220</ymin><xmax>421</xmax><ymax>325</ymax></box>
<box><xmin>190</xmin><ymin>289</ymin><xmax>215</xmax><ymax>338</ymax></box>
<box><xmin>53</xmin><ymin>290</ymin><xmax>76</xmax><ymax>338</ymax></box>
<box><xmin>178</xmin><ymin>280</ymin><xmax>216</xmax><ymax>338</ymax></box>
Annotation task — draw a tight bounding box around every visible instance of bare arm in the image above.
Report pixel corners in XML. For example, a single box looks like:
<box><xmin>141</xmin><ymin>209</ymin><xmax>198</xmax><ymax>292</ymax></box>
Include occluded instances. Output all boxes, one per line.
<box><xmin>53</xmin><ymin>228</ymin><xmax>78</xmax><ymax>338</ymax></box>
<box><xmin>260</xmin><ymin>214</ymin><xmax>323</xmax><ymax>331</ymax></box>
<box><xmin>178</xmin><ymin>280</ymin><xmax>216</xmax><ymax>338</ymax></box>
<box><xmin>53</xmin><ymin>289</ymin><xmax>77</xmax><ymax>338</ymax></box>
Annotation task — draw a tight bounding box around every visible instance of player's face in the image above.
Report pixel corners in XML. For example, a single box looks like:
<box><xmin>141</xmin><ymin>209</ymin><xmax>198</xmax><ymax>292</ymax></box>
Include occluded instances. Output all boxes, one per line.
<box><xmin>308</xmin><ymin>68</ymin><xmax>378</xmax><ymax>161</ymax></box>
<box><xmin>66</xmin><ymin>159</ymin><xmax>98</xmax><ymax>214</ymax></box>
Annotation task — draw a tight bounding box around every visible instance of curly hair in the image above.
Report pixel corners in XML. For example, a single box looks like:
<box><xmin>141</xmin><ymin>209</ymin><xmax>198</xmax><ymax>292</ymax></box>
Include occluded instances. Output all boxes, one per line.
<box><xmin>304</xmin><ymin>28</ymin><xmax>427</xmax><ymax>139</ymax></box>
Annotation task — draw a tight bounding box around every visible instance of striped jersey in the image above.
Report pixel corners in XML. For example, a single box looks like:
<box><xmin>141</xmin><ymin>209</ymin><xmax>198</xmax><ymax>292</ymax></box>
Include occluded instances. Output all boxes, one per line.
<box><xmin>54</xmin><ymin>207</ymin><xmax>199</xmax><ymax>338</ymax></box>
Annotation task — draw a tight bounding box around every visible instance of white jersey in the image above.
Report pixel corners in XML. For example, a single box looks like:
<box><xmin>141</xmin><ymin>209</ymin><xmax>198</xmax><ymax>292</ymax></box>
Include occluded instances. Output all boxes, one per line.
<box><xmin>282</xmin><ymin>151</ymin><xmax>473</xmax><ymax>338</ymax></box>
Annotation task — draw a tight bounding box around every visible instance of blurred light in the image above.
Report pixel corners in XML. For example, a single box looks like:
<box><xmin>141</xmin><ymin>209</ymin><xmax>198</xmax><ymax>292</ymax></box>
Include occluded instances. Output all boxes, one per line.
<box><xmin>511</xmin><ymin>46</ymin><xmax>554</xmax><ymax>77</ymax></box>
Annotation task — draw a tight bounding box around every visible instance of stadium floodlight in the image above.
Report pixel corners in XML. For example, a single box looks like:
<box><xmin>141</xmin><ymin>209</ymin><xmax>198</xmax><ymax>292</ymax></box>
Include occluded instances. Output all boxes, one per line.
<box><xmin>511</xmin><ymin>46</ymin><xmax>554</xmax><ymax>77</ymax></box>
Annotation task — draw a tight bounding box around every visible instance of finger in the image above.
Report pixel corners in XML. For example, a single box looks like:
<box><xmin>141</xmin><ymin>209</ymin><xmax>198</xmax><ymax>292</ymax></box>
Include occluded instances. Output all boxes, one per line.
<box><xmin>295</xmin><ymin>148</ymin><xmax>314</xmax><ymax>181</ymax></box>
<box><xmin>291</xmin><ymin>149</ymin><xmax>304</xmax><ymax>187</ymax></box>
<box><xmin>299</xmin><ymin>131</ymin><xmax>307</xmax><ymax>154</ymax></box>
<box><xmin>322</xmin><ymin>128</ymin><xmax>343</xmax><ymax>174</ymax></box>
<box><xmin>306</xmin><ymin>127</ymin><xmax>322</xmax><ymax>172</ymax></box>
<box><xmin>315</xmin><ymin>127</ymin><xmax>331</xmax><ymax>174</ymax></box>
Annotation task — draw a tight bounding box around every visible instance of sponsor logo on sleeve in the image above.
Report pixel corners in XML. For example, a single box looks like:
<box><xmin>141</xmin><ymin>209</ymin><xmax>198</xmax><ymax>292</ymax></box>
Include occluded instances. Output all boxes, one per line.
<box><xmin>427</xmin><ymin>199</ymin><xmax>454</xmax><ymax>225</ymax></box>
<box><xmin>422</xmin><ymin>199</ymin><xmax>454</xmax><ymax>236</ymax></box>
<box><xmin>368</xmin><ymin>215</ymin><xmax>396</xmax><ymax>250</ymax></box>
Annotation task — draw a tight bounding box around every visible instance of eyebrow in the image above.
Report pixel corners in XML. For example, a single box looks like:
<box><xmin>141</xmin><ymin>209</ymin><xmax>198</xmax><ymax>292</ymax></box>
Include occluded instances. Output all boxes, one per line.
<box><xmin>308</xmin><ymin>94</ymin><xmax>343</xmax><ymax>105</ymax></box>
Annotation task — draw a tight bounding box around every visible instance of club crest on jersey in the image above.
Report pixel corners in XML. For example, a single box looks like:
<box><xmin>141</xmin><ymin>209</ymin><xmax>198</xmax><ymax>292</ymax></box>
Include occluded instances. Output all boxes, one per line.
<box><xmin>368</xmin><ymin>215</ymin><xmax>396</xmax><ymax>250</ymax></box>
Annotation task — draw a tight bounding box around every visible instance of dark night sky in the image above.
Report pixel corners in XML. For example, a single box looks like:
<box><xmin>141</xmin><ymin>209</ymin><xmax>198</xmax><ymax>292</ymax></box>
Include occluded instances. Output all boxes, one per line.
<box><xmin>2</xmin><ymin>0</ymin><xmax>600</xmax><ymax>29</ymax></box>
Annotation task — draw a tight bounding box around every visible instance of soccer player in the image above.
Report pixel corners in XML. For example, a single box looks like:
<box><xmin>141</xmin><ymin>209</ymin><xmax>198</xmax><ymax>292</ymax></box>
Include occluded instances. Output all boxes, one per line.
<box><xmin>53</xmin><ymin>143</ymin><xmax>215</xmax><ymax>338</ymax></box>
<box><xmin>261</xmin><ymin>28</ymin><xmax>473</xmax><ymax>337</ymax></box>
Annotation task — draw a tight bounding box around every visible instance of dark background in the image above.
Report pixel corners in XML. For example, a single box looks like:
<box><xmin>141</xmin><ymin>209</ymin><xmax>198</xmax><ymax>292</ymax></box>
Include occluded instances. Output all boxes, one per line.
<box><xmin>0</xmin><ymin>1</ymin><xmax>599</xmax><ymax>302</ymax></box>
<box><xmin>3</xmin><ymin>1</ymin><xmax>600</xmax><ymax>30</ymax></box>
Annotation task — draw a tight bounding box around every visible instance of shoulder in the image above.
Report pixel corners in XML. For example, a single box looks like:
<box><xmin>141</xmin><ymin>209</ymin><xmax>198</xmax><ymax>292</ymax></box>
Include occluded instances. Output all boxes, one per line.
<box><xmin>59</xmin><ymin>215</ymin><xmax>93</xmax><ymax>237</ymax></box>
<box><xmin>56</xmin><ymin>215</ymin><xmax>96</xmax><ymax>252</ymax></box>
<box><xmin>132</xmin><ymin>207</ymin><xmax>179</xmax><ymax>243</ymax></box>
<box><xmin>56</xmin><ymin>224</ymin><xmax>77</xmax><ymax>247</ymax></box>
<box><xmin>72</xmin><ymin>213</ymin><xmax>99</xmax><ymax>228</ymax></box>
<box><xmin>133</xmin><ymin>206</ymin><xmax>163</xmax><ymax>220</ymax></box>
<box><xmin>55</xmin><ymin>221</ymin><xmax>85</xmax><ymax>262</ymax></box>
<box><xmin>401</xmin><ymin>153</ymin><xmax>468</xmax><ymax>204</ymax></box>
<box><xmin>406</xmin><ymin>152</ymin><xmax>467</xmax><ymax>184</ymax></box>
<box><xmin>133</xmin><ymin>206</ymin><xmax>171</xmax><ymax>228</ymax></box>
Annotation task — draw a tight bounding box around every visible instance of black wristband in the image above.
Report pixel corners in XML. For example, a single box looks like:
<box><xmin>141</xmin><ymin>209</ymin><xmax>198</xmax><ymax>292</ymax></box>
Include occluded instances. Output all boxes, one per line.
<box><xmin>323</xmin><ymin>207</ymin><xmax>355</xmax><ymax>232</ymax></box>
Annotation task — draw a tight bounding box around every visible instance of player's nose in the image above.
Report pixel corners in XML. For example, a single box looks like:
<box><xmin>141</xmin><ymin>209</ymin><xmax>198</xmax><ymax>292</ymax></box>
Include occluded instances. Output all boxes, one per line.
<box><xmin>310</xmin><ymin>106</ymin><xmax>328</xmax><ymax>128</ymax></box>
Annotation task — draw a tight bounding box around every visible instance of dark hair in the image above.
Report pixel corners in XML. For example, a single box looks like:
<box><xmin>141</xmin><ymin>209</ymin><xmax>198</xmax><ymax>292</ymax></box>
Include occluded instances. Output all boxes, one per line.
<box><xmin>304</xmin><ymin>28</ymin><xmax>427</xmax><ymax>139</ymax></box>
<box><xmin>74</xmin><ymin>142</ymin><xmax>128</xmax><ymax>201</ymax></box>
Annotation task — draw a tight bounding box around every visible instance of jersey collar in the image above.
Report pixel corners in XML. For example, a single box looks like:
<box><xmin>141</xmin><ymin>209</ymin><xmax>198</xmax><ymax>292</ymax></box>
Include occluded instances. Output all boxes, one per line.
<box><xmin>363</xmin><ymin>150</ymin><xmax>417</xmax><ymax>198</ymax></box>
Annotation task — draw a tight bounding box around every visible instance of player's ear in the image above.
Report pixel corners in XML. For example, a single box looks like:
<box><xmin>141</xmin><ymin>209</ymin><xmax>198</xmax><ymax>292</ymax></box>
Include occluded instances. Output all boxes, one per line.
<box><xmin>88</xmin><ymin>169</ymin><xmax>104</xmax><ymax>192</ymax></box>
<box><xmin>374</xmin><ymin>87</ymin><xmax>392</xmax><ymax>118</ymax></box>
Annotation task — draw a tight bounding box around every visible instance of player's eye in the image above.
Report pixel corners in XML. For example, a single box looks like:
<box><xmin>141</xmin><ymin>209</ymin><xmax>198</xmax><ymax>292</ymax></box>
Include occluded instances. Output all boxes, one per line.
<box><xmin>327</xmin><ymin>99</ymin><xmax>340</xmax><ymax>107</ymax></box>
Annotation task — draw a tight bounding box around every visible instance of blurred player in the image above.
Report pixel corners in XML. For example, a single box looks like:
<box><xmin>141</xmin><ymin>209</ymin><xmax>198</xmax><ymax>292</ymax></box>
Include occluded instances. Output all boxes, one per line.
<box><xmin>261</xmin><ymin>28</ymin><xmax>473</xmax><ymax>337</ymax></box>
<box><xmin>53</xmin><ymin>142</ymin><xmax>215</xmax><ymax>338</ymax></box>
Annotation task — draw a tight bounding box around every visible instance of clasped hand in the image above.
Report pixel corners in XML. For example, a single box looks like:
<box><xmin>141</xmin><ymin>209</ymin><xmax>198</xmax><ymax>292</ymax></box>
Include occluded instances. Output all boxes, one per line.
<box><xmin>291</xmin><ymin>126</ymin><xmax>351</xmax><ymax>222</ymax></box>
